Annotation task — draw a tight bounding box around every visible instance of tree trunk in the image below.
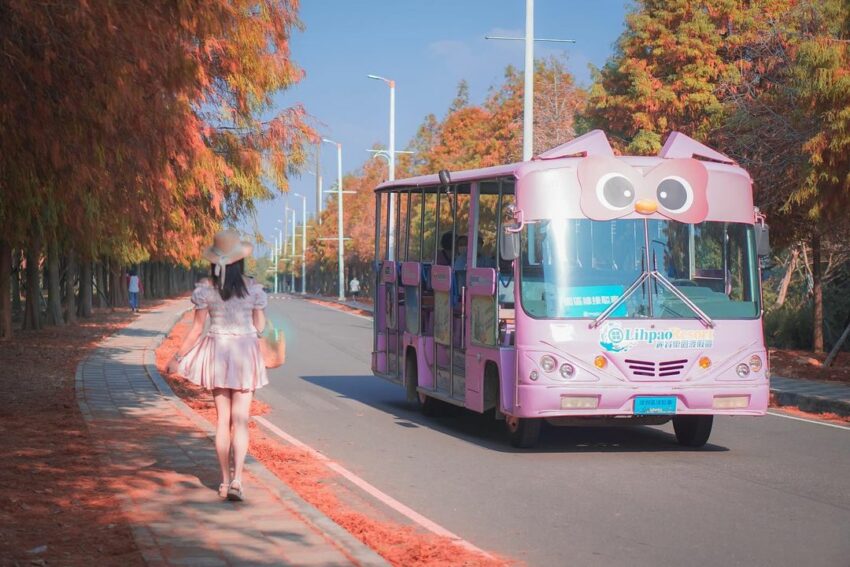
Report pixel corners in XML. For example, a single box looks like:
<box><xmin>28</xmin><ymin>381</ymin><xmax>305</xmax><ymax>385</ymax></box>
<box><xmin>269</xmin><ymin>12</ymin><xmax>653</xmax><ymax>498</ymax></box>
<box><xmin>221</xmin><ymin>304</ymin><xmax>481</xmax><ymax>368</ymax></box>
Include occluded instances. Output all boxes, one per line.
<box><xmin>0</xmin><ymin>238</ymin><xmax>12</xmax><ymax>340</ymax></box>
<box><xmin>109</xmin><ymin>263</ymin><xmax>123</xmax><ymax>308</ymax></box>
<box><xmin>775</xmin><ymin>247</ymin><xmax>798</xmax><ymax>308</ymax></box>
<box><xmin>824</xmin><ymin>311</ymin><xmax>850</xmax><ymax>368</ymax></box>
<box><xmin>64</xmin><ymin>249</ymin><xmax>77</xmax><ymax>324</ymax></box>
<box><xmin>46</xmin><ymin>237</ymin><xmax>64</xmax><ymax>326</ymax></box>
<box><xmin>11</xmin><ymin>249</ymin><xmax>22</xmax><ymax>318</ymax></box>
<box><xmin>812</xmin><ymin>233</ymin><xmax>824</xmax><ymax>354</ymax></box>
<box><xmin>22</xmin><ymin>235</ymin><xmax>42</xmax><ymax>330</ymax></box>
<box><xmin>95</xmin><ymin>260</ymin><xmax>108</xmax><ymax>308</ymax></box>
<box><xmin>78</xmin><ymin>260</ymin><xmax>93</xmax><ymax>318</ymax></box>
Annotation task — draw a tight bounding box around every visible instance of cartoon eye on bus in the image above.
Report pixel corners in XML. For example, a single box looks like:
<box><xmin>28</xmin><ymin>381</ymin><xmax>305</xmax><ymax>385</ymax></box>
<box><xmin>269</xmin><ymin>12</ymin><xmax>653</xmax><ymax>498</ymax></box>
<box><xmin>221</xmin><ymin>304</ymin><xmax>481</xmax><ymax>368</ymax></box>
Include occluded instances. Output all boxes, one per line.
<box><xmin>372</xmin><ymin>130</ymin><xmax>771</xmax><ymax>448</ymax></box>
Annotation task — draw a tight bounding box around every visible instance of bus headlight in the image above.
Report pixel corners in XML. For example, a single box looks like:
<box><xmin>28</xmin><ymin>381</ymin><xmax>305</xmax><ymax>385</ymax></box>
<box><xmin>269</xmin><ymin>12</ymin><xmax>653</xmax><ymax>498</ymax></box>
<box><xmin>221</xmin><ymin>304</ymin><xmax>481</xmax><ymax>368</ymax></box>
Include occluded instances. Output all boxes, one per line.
<box><xmin>540</xmin><ymin>355</ymin><xmax>557</xmax><ymax>373</ymax></box>
<box><xmin>559</xmin><ymin>363</ymin><xmax>575</xmax><ymax>378</ymax></box>
<box><xmin>529</xmin><ymin>370</ymin><xmax>539</xmax><ymax>381</ymax></box>
<box><xmin>736</xmin><ymin>363</ymin><xmax>750</xmax><ymax>377</ymax></box>
<box><xmin>749</xmin><ymin>355</ymin><xmax>763</xmax><ymax>373</ymax></box>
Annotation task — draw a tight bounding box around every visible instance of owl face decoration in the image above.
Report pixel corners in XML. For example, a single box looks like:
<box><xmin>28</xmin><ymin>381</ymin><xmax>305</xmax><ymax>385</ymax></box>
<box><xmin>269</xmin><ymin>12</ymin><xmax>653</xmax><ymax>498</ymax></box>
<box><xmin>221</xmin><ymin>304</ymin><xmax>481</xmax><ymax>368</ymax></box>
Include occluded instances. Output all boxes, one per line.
<box><xmin>577</xmin><ymin>156</ymin><xmax>709</xmax><ymax>224</ymax></box>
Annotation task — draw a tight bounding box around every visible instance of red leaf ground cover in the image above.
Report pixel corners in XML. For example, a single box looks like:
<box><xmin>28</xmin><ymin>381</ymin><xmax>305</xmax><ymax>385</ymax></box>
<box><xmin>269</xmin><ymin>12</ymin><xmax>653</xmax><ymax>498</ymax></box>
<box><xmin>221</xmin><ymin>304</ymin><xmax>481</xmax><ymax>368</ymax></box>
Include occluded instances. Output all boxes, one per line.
<box><xmin>158</xmin><ymin>311</ymin><xmax>512</xmax><ymax>567</ymax></box>
<box><xmin>0</xmin><ymin>307</ymin><xmax>148</xmax><ymax>566</ymax></box>
<box><xmin>769</xmin><ymin>348</ymin><xmax>850</xmax><ymax>385</ymax></box>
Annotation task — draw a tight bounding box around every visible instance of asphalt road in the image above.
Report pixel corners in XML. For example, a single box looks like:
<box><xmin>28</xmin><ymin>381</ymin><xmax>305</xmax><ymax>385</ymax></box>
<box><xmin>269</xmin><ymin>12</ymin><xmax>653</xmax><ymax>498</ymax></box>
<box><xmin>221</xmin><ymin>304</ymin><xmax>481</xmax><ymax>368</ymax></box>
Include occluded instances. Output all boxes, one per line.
<box><xmin>258</xmin><ymin>295</ymin><xmax>850</xmax><ymax>567</ymax></box>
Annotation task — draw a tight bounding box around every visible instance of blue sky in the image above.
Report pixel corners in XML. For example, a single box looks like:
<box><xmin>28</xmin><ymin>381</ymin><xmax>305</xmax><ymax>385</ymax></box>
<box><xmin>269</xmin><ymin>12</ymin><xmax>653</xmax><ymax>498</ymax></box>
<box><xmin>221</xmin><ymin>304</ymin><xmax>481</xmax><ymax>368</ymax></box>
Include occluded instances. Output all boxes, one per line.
<box><xmin>254</xmin><ymin>0</ymin><xmax>631</xmax><ymax>252</ymax></box>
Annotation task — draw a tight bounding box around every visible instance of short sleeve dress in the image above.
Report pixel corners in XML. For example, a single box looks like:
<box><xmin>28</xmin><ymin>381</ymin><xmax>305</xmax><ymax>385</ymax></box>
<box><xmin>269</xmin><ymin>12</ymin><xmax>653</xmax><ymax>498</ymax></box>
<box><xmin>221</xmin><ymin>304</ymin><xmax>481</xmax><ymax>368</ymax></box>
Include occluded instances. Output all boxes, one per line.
<box><xmin>177</xmin><ymin>279</ymin><xmax>269</xmax><ymax>391</ymax></box>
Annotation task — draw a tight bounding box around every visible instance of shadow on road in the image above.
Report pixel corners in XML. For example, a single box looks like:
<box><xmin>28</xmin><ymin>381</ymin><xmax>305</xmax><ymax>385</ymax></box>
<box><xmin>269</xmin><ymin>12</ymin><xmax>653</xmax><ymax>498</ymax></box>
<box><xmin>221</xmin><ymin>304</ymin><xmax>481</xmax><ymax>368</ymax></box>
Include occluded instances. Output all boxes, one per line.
<box><xmin>301</xmin><ymin>374</ymin><xmax>729</xmax><ymax>454</ymax></box>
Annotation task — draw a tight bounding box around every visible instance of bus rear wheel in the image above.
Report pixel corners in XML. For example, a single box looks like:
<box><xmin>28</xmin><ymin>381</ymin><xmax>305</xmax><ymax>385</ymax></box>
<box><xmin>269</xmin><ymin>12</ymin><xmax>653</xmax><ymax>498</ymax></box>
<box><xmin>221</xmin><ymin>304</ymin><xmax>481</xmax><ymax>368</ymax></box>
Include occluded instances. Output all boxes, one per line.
<box><xmin>505</xmin><ymin>416</ymin><xmax>541</xmax><ymax>448</ymax></box>
<box><xmin>673</xmin><ymin>415</ymin><xmax>713</xmax><ymax>448</ymax></box>
<box><xmin>418</xmin><ymin>392</ymin><xmax>444</xmax><ymax>417</ymax></box>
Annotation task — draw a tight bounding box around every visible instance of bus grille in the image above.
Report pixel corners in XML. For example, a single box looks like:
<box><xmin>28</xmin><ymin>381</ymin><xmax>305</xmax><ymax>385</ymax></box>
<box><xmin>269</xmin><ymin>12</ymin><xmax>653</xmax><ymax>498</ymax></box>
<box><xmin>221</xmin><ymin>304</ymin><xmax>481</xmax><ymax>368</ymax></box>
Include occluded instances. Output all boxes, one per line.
<box><xmin>624</xmin><ymin>359</ymin><xmax>688</xmax><ymax>378</ymax></box>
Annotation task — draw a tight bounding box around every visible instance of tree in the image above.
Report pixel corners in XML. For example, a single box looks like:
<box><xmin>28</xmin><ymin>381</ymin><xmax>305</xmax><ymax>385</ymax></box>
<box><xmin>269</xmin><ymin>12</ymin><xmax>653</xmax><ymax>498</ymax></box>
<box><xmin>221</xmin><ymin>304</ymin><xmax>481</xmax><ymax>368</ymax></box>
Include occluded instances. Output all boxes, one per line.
<box><xmin>587</xmin><ymin>0</ymin><xmax>753</xmax><ymax>154</ymax></box>
<box><xmin>0</xmin><ymin>0</ymin><xmax>314</xmax><ymax>336</ymax></box>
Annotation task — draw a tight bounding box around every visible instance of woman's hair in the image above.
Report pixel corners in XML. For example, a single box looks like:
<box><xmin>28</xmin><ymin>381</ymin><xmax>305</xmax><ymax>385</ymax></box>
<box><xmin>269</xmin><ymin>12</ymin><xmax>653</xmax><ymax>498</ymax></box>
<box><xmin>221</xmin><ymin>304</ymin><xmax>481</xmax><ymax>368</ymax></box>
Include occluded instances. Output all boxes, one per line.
<box><xmin>211</xmin><ymin>259</ymin><xmax>248</xmax><ymax>301</ymax></box>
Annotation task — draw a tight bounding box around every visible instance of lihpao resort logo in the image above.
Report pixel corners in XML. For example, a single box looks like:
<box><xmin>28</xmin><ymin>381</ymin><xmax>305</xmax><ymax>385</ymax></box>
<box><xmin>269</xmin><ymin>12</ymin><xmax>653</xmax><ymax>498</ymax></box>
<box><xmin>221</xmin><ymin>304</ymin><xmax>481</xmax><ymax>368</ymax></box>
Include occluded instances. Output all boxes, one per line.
<box><xmin>599</xmin><ymin>322</ymin><xmax>715</xmax><ymax>352</ymax></box>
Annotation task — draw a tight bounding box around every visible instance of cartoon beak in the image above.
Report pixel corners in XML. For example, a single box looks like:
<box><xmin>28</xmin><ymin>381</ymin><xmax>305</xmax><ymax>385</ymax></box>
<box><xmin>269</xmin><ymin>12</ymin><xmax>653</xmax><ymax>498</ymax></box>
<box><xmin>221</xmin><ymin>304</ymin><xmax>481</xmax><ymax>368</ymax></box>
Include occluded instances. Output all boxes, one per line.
<box><xmin>635</xmin><ymin>199</ymin><xmax>658</xmax><ymax>215</ymax></box>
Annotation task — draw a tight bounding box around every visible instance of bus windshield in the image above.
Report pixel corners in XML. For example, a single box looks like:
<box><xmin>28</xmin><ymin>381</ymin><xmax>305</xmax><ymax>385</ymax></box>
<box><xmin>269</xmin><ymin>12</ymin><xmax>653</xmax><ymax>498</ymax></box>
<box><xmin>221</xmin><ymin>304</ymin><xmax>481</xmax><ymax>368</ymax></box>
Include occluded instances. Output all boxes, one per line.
<box><xmin>520</xmin><ymin>219</ymin><xmax>760</xmax><ymax>320</ymax></box>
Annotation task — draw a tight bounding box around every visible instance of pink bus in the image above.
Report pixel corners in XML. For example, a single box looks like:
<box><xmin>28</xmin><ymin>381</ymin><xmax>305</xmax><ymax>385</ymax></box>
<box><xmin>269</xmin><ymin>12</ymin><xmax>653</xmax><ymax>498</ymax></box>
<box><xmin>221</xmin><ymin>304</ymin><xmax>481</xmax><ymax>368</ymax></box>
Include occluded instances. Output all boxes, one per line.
<box><xmin>372</xmin><ymin>130</ymin><xmax>770</xmax><ymax>448</ymax></box>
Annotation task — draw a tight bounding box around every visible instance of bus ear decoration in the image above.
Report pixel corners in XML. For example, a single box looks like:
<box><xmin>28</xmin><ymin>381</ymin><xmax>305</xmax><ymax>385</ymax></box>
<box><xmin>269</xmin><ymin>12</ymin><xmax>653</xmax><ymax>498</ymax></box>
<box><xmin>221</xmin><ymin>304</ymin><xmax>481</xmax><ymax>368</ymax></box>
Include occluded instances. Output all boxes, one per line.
<box><xmin>659</xmin><ymin>131</ymin><xmax>735</xmax><ymax>164</ymax></box>
<box><xmin>536</xmin><ymin>129</ymin><xmax>615</xmax><ymax>160</ymax></box>
<box><xmin>577</xmin><ymin>157</ymin><xmax>709</xmax><ymax>224</ymax></box>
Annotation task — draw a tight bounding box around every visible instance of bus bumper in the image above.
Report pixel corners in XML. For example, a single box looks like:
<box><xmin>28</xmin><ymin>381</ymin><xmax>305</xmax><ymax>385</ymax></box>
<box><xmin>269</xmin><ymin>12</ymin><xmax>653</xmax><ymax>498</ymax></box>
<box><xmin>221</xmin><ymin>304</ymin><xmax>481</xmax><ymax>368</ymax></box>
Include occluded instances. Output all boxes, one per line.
<box><xmin>511</xmin><ymin>382</ymin><xmax>770</xmax><ymax>418</ymax></box>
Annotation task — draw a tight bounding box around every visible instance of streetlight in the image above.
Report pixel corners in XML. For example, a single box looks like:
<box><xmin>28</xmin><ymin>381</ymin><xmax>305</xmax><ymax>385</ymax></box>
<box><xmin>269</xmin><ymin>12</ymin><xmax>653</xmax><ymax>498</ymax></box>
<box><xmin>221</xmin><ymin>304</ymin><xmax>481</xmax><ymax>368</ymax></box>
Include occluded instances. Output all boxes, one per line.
<box><xmin>485</xmin><ymin>0</ymin><xmax>575</xmax><ymax>161</ymax></box>
<box><xmin>292</xmin><ymin>192</ymin><xmax>308</xmax><ymax>294</ymax></box>
<box><xmin>367</xmin><ymin>74</ymin><xmax>398</xmax><ymax>260</ymax></box>
<box><xmin>287</xmin><ymin>207</ymin><xmax>296</xmax><ymax>293</ymax></box>
<box><xmin>274</xmin><ymin>226</ymin><xmax>283</xmax><ymax>294</ymax></box>
<box><xmin>322</xmin><ymin>137</ymin><xmax>346</xmax><ymax>300</ymax></box>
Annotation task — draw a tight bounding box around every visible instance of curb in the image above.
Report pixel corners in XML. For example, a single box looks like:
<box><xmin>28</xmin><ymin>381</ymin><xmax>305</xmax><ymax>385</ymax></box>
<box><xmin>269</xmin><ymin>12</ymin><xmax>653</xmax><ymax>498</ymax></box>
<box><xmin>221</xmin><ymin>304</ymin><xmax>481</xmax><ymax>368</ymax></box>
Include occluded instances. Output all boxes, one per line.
<box><xmin>280</xmin><ymin>292</ymin><xmax>374</xmax><ymax>315</ymax></box>
<box><xmin>770</xmin><ymin>388</ymin><xmax>850</xmax><ymax>418</ymax></box>
<box><xmin>142</xmin><ymin>302</ymin><xmax>389</xmax><ymax>567</ymax></box>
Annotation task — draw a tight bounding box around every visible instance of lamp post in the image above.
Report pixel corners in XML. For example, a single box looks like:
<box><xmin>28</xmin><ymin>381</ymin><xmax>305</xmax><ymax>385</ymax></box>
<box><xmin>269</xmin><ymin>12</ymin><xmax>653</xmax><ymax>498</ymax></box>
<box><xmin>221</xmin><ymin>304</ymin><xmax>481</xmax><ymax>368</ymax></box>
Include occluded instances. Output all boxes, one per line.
<box><xmin>367</xmin><ymin>74</ymin><xmax>398</xmax><ymax>260</ymax></box>
<box><xmin>288</xmin><ymin>207</ymin><xmax>296</xmax><ymax>293</ymax></box>
<box><xmin>274</xmin><ymin>226</ymin><xmax>283</xmax><ymax>294</ymax></box>
<box><xmin>322</xmin><ymin>138</ymin><xmax>346</xmax><ymax>300</ymax></box>
<box><xmin>314</xmin><ymin>142</ymin><xmax>323</xmax><ymax>223</ymax></box>
<box><xmin>292</xmin><ymin>193</ymin><xmax>307</xmax><ymax>294</ymax></box>
<box><xmin>485</xmin><ymin>0</ymin><xmax>575</xmax><ymax>161</ymax></box>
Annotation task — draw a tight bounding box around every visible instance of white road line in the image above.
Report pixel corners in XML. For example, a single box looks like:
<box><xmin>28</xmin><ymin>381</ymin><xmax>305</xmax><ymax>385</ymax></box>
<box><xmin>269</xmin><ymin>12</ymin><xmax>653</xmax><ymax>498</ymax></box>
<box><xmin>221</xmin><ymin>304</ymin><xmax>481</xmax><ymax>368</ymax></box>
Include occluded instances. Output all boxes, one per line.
<box><xmin>766</xmin><ymin>411</ymin><xmax>850</xmax><ymax>431</ymax></box>
<box><xmin>297</xmin><ymin>297</ymin><xmax>372</xmax><ymax>321</ymax></box>
<box><xmin>253</xmin><ymin>415</ymin><xmax>492</xmax><ymax>557</ymax></box>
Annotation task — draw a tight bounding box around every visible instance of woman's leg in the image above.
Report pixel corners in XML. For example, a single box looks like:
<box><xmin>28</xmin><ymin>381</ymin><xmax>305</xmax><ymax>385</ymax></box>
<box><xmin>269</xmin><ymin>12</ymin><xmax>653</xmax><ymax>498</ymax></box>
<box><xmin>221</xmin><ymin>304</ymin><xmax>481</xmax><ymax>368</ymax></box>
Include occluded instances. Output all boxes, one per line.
<box><xmin>230</xmin><ymin>389</ymin><xmax>253</xmax><ymax>484</ymax></box>
<box><xmin>212</xmin><ymin>388</ymin><xmax>233</xmax><ymax>485</ymax></box>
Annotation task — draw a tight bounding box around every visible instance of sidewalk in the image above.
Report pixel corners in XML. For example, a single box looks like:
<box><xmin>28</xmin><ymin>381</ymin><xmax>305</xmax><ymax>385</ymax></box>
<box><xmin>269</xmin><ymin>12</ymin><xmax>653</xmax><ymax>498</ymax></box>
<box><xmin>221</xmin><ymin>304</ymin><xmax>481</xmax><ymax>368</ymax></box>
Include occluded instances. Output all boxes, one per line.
<box><xmin>770</xmin><ymin>375</ymin><xmax>850</xmax><ymax>417</ymax></box>
<box><xmin>76</xmin><ymin>299</ymin><xmax>388</xmax><ymax>567</ymax></box>
<box><xmin>285</xmin><ymin>292</ymin><xmax>850</xmax><ymax>417</ymax></box>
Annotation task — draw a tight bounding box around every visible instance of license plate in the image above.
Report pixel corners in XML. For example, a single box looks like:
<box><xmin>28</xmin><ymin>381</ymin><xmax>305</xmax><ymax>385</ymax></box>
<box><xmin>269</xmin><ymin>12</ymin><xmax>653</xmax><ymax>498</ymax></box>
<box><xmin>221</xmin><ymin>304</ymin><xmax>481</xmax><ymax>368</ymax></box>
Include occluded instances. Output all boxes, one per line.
<box><xmin>634</xmin><ymin>396</ymin><xmax>677</xmax><ymax>415</ymax></box>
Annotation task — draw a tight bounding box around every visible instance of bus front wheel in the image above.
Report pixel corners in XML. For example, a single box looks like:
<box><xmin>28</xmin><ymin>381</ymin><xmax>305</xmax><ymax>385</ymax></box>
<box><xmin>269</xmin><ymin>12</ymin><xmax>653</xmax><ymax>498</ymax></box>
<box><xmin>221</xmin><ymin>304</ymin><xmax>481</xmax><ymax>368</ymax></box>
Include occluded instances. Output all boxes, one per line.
<box><xmin>673</xmin><ymin>415</ymin><xmax>713</xmax><ymax>448</ymax></box>
<box><xmin>505</xmin><ymin>416</ymin><xmax>541</xmax><ymax>448</ymax></box>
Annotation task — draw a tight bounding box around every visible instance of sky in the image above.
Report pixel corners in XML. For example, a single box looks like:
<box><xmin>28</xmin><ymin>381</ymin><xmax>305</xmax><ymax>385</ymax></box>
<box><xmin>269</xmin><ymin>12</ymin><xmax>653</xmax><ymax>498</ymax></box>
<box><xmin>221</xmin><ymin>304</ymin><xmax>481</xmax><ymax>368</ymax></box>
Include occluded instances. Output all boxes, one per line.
<box><xmin>254</xmin><ymin>0</ymin><xmax>631</xmax><ymax>254</ymax></box>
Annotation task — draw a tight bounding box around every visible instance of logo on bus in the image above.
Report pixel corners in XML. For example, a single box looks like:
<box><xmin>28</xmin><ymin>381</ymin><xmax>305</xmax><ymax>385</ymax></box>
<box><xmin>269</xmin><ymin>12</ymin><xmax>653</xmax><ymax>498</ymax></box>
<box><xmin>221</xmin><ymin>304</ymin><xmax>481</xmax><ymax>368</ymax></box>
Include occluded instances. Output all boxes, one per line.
<box><xmin>599</xmin><ymin>322</ymin><xmax>714</xmax><ymax>352</ymax></box>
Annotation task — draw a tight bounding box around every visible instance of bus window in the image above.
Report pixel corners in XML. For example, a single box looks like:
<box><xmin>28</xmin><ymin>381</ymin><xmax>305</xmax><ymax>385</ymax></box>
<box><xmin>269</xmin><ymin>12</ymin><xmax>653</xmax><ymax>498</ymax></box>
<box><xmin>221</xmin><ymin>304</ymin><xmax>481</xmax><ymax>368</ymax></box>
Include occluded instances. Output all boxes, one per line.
<box><xmin>454</xmin><ymin>184</ymin><xmax>471</xmax><ymax>267</ymax></box>
<box><xmin>408</xmin><ymin>190</ymin><xmax>423</xmax><ymax>262</ymax></box>
<box><xmin>498</xmin><ymin>185</ymin><xmax>516</xmax><ymax>307</ymax></box>
<box><xmin>436</xmin><ymin>188</ymin><xmax>454</xmax><ymax>266</ymax></box>
<box><xmin>397</xmin><ymin>192</ymin><xmax>410</xmax><ymax>261</ymax></box>
<box><xmin>475</xmin><ymin>181</ymin><xmax>499</xmax><ymax>269</ymax></box>
<box><xmin>422</xmin><ymin>191</ymin><xmax>438</xmax><ymax>264</ymax></box>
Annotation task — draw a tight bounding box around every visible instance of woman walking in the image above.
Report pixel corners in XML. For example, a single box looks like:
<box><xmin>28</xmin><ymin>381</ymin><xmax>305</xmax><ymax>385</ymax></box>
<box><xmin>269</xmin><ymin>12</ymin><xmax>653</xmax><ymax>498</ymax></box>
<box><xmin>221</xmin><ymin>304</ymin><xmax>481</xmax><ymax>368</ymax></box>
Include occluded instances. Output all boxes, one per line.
<box><xmin>168</xmin><ymin>229</ymin><xmax>269</xmax><ymax>501</ymax></box>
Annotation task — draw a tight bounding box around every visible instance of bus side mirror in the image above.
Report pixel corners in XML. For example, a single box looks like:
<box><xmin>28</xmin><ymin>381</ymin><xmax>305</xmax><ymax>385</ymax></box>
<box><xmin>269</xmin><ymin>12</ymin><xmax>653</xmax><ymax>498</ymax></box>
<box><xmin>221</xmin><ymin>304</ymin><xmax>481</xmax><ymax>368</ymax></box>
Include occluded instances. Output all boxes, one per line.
<box><xmin>500</xmin><ymin>229</ymin><xmax>520</xmax><ymax>261</ymax></box>
<box><xmin>755</xmin><ymin>224</ymin><xmax>770</xmax><ymax>257</ymax></box>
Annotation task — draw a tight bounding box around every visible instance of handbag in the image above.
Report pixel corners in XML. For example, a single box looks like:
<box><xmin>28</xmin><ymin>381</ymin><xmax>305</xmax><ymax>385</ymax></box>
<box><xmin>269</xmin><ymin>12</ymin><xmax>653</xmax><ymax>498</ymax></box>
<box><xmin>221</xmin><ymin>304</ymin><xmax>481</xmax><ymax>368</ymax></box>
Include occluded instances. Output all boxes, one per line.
<box><xmin>259</xmin><ymin>325</ymin><xmax>286</xmax><ymax>369</ymax></box>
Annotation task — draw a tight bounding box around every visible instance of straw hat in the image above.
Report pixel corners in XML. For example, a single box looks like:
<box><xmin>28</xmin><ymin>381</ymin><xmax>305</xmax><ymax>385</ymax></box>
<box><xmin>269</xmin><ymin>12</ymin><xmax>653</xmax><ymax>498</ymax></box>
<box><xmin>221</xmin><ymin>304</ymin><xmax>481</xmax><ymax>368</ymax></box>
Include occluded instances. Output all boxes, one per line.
<box><xmin>203</xmin><ymin>229</ymin><xmax>253</xmax><ymax>288</ymax></box>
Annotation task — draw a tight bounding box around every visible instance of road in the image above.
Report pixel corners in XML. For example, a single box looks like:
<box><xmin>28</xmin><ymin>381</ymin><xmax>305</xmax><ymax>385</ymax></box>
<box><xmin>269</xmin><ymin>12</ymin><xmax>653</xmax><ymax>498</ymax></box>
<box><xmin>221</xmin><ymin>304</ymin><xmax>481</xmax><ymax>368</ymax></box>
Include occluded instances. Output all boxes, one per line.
<box><xmin>258</xmin><ymin>295</ymin><xmax>850</xmax><ymax>567</ymax></box>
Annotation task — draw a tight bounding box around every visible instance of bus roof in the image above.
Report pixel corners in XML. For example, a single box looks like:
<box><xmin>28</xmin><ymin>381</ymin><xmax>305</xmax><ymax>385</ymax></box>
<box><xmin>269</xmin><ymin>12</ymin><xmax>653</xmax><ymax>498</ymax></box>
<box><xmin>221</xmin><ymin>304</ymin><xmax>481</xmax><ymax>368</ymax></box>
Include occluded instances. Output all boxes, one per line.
<box><xmin>374</xmin><ymin>130</ymin><xmax>750</xmax><ymax>193</ymax></box>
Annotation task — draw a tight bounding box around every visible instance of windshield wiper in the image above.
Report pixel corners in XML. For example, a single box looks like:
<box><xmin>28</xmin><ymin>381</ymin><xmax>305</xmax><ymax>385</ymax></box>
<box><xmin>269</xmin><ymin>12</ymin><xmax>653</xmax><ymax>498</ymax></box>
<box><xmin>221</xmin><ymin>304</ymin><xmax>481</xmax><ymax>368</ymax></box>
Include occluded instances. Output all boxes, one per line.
<box><xmin>589</xmin><ymin>271</ymin><xmax>651</xmax><ymax>329</ymax></box>
<box><xmin>589</xmin><ymin>270</ymin><xmax>715</xmax><ymax>329</ymax></box>
<box><xmin>651</xmin><ymin>271</ymin><xmax>715</xmax><ymax>328</ymax></box>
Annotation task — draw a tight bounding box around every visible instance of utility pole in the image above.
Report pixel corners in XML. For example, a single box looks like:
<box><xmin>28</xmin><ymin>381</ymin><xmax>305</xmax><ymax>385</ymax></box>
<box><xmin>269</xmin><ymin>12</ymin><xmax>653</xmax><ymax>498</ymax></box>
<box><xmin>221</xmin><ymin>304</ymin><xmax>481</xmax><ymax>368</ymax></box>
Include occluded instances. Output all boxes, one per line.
<box><xmin>315</xmin><ymin>142</ymin><xmax>323</xmax><ymax>224</ymax></box>
<box><xmin>485</xmin><ymin>0</ymin><xmax>575</xmax><ymax>161</ymax></box>
<box><xmin>322</xmin><ymin>138</ymin><xmax>346</xmax><ymax>301</ymax></box>
<box><xmin>293</xmin><ymin>193</ymin><xmax>307</xmax><ymax>294</ymax></box>
<box><xmin>289</xmin><ymin>207</ymin><xmax>296</xmax><ymax>293</ymax></box>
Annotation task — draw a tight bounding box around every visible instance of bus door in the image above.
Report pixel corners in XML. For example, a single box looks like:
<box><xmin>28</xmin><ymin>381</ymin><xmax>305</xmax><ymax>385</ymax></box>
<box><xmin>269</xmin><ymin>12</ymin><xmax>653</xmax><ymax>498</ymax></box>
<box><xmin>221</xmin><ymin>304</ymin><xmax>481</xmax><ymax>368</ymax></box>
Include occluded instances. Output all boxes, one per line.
<box><xmin>374</xmin><ymin>190</ymin><xmax>407</xmax><ymax>382</ymax></box>
<box><xmin>431</xmin><ymin>184</ymin><xmax>470</xmax><ymax>400</ymax></box>
<box><xmin>465</xmin><ymin>180</ymin><xmax>515</xmax><ymax>399</ymax></box>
